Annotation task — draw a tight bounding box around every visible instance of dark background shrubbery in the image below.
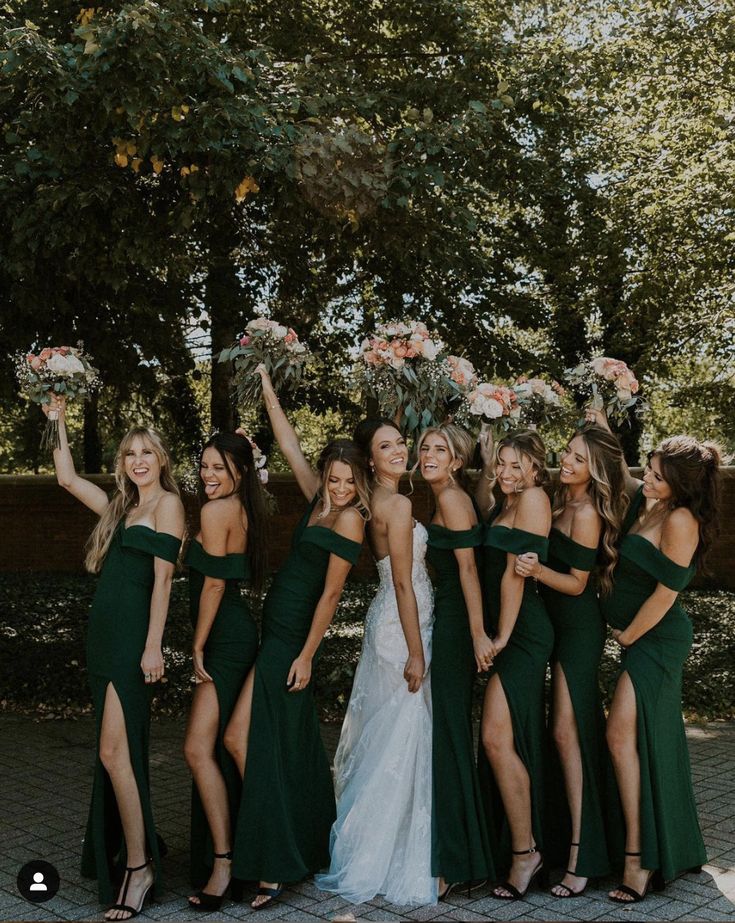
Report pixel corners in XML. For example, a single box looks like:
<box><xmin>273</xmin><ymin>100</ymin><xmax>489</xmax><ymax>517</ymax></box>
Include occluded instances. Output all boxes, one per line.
<box><xmin>1</xmin><ymin>574</ymin><xmax>733</xmax><ymax>723</ymax></box>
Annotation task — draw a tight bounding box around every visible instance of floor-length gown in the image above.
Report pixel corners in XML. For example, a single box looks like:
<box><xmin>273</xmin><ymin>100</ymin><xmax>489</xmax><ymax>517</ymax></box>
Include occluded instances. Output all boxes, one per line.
<box><xmin>80</xmin><ymin>522</ymin><xmax>181</xmax><ymax>902</ymax></box>
<box><xmin>185</xmin><ymin>540</ymin><xmax>259</xmax><ymax>888</ymax></box>
<box><xmin>231</xmin><ymin>497</ymin><xmax>362</xmax><ymax>884</ymax></box>
<box><xmin>315</xmin><ymin>522</ymin><xmax>438</xmax><ymax>906</ymax></box>
<box><xmin>600</xmin><ymin>488</ymin><xmax>706</xmax><ymax>880</ymax></box>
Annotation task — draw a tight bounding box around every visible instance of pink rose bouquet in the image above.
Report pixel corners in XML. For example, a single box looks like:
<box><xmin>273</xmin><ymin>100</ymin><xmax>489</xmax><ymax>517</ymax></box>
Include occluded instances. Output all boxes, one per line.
<box><xmin>355</xmin><ymin>320</ymin><xmax>474</xmax><ymax>434</ymax></box>
<box><xmin>16</xmin><ymin>344</ymin><xmax>99</xmax><ymax>451</ymax></box>
<box><xmin>565</xmin><ymin>355</ymin><xmax>645</xmax><ymax>425</ymax></box>
<box><xmin>219</xmin><ymin>316</ymin><xmax>311</xmax><ymax>406</ymax></box>
<box><xmin>466</xmin><ymin>381</ymin><xmax>522</xmax><ymax>436</ymax></box>
<box><xmin>512</xmin><ymin>375</ymin><xmax>568</xmax><ymax>429</ymax></box>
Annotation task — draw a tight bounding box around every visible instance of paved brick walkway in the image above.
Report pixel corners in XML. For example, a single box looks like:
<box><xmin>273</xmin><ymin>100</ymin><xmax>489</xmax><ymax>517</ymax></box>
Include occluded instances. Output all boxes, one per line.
<box><xmin>0</xmin><ymin>715</ymin><xmax>733</xmax><ymax>922</ymax></box>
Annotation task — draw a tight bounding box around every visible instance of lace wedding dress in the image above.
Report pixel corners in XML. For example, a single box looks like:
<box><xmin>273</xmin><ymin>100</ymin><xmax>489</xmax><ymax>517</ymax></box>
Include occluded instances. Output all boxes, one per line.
<box><xmin>315</xmin><ymin>522</ymin><xmax>438</xmax><ymax>906</ymax></box>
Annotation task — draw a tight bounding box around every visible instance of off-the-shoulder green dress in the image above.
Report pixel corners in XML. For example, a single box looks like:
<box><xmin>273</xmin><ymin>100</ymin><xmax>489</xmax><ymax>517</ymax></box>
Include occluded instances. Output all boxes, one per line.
<box><xmin>601</xmin><ymin>488</ymin><xmax>706</xmax><ymax>880</ymax></box>
<box><xmin>426</xmin><ymin>521</ymin><xmax>493</xmax><ymax>884</ymax></box>
<box><xmin>81</xmin><ymin>521</ymin><xmax>181</xmax><ymax>902</ymax></box>
<box><xmin>232</xmin><ymin>498</ymin><xmax>362</xmax><ymax>884</ymax></box>
<box><xmin>542</xmin><ymin>528</ymin><xmax>613</xmax><ymax>877</ymax></box>
<box><xmin>479</xmin><ymin>514</ymin><xmax>553</xmax><ymax>874</ymax></box>
<box><xmin>185</xmin><ymin>539</ymin><xmax>259</xmax><ymax>888</ymax></box>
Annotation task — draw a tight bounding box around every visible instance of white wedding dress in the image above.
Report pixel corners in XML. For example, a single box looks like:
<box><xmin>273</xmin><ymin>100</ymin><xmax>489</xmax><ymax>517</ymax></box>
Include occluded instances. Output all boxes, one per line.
<box><xmin>315</xmin><ymin>522</ymin><xmax>438</xmax><ymax>906</ymax></box>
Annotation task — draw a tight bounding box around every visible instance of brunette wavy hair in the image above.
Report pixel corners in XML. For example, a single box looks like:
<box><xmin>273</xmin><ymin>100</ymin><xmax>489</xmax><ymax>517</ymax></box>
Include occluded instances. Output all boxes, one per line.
<box><xmin>199</xmin><ymin>432</ymin><xmax>269</xmax><ymax>594</ymax></box>
<box><xmin>485</xmin><ymin>430</ymin><xmax>550</xmax><ymax>511</ymax></box>
<box><xmin>649</xmin><ymin>436</ymin><xmax>722</xmax><ymax>571</ymax></box>
<box><xmin>553</xmin><ymin>423</ymin><xmax>628</xmax><ymax>594</ymax></box>
<box><xmin>316</xmin><ymin>438</ymin><xmax>371</xmax><ymax>519</ymax></box>
<box><xmin>85</xmin><ymin>427</ymin><xmax>180</xmax><ymax>573</ymax></box>
<box><xmin>353</xmin><ymin>417</ymin><xmax>404</xmax><ymax>474</ymax></box>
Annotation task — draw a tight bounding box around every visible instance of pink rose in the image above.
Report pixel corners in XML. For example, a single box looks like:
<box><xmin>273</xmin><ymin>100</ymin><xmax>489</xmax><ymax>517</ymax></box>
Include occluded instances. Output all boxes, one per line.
<box><xmin>393</xmin><ymin>344</ymin><xmax>408</xmax><ymax>358</ymax></box>
<box><xmin>240</xmin><ymin>335</ymin><xmax>250</xmax><ymax>346</ymax></box>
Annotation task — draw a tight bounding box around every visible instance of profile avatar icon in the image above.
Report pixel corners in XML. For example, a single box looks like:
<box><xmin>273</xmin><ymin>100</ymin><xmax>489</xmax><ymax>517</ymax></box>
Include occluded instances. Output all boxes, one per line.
<box><xmin>17</xmin><ymin>860</ymin><xmax>60</xmax><ymax>903</ymax></box>
<box><xmin>30</xmin><ymin>871</ymin><xmax>48</xmax><ymax>891</ymax></box>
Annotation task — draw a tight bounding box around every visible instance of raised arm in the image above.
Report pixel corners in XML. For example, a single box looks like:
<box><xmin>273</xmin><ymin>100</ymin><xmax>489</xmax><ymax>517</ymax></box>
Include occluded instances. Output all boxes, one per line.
<box><xmin>141</xmin><ymin>492</ymin><xmax>186</xmax><ymax>685</ymax></box>
<box><xmin>584</xmin><ymin>406</ymin><xmax>641</xmax><ymax>497</ymax></box>
<box><xmin>386</xmin><ymin>494</ymin><xmax>425</xmax><ymax>692</ymax></box>
<box><xmin>256</xmin><ymin>364</ymin><xmax>319</xmax><ymax>500</ymax></box>
<box><xmin>286</xmin><ymin>507</ymin><xmax>365</xmax><ymax>691</ymax></box>
<box><xmin>474</xmin><ymin>427</ymin><xmax>496</xmax><ymax>520</ymax></box>
<box><xmin>496</xmin><ymin>488</ymin><xmax>551</xmax><ymax>650</ymax></box>
<box><xmin>614</xmin><ymin>508</ymin><xmax>698</xmax><ymax>648</ymax></box>
<box><xmin>43</xmin><ymin>394</ymin><xmax>109</xmax><ymax>515</ymax></box>
<box><xmin>438</xmin><ymin>489</ymin><xmax>495</xmax><ymax>672</ymax></box>
<box><xmin>516</xmin><ymin>504</ymin><xmax>600</xmax><ymax>597</ymax></box>
<box><xmin>191</xmin><ymin>500</ymin><xmax>230</xmax><ymax>683</ymax></box>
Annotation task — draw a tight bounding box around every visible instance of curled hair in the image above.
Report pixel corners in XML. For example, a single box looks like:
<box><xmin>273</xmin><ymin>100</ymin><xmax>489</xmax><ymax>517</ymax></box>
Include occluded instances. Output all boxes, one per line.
<box><xmin>85</xmin><ymin>427</ymin><xmax>180</xmax><ymax>573</ymax></box>
<box><xmin>486</xmin><ymin>430</ymin><xmax>550</xmax><ymax>511</ymax></box>
<box><xmin>650</xmin><ymin>436</ymin><xmax>723</xmax><ymax>571</ymax></box>
<box><xmin>316</xmin><ymin>438</ymin><xmax>371</xmax><ymax>519</ymax></box>
<box><xmin>199</xmin><ymin>432</ymin><xmax>269</xmax><ymax>594</ymax></box>
<box><xmin>553</xmin><ymin>423</ymin><xmax>629</xmax><ymax>595</ymax></box>
<box><xmin>414</xmin><ymin>423</ymin><xmax>475</xmax><ymax>491</ymax></box>
<box><xmin>353</xmin><ymin>417</ymin><xmax>403</xmax><ymax>473</ymax></box>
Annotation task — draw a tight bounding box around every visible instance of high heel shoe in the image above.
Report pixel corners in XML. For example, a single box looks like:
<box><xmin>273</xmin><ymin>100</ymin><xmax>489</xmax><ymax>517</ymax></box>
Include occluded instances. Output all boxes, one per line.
<box><xmin>492</xmin><ymin>846</ymin><xmax>545</xmax><ymax>900</ymax></box>
<box><xmin>438</xmin><ymin>878</ymin><xmax>487</xmax><ymax>901</ymax></box>
<box><xmin>105</xmin><ymin>859</ymin><xmax>154</xmax><ymax>920</ymax></box>
<box><xmin>550</xmin><ymin>842</ymin><xmax>590</xmax><ymax>898</ymax></box>
<box><xmin>609</xmin><ymin>851</ymin><xmax>665</xmax><ymax>904</ymax></box>
<box><xmin>188</xmin><ymin>851</ymin><xmax>240</xmax><ymax>912</ymax></box>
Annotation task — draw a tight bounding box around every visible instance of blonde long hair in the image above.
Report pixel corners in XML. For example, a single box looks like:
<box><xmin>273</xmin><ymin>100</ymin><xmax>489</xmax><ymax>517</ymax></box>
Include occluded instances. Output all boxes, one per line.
<box><xmin>486</xmin><ymin>430</ymin><xmax>550</xmax><ymax>512</ymax></box>
<box><xmin>553</xmin><ymin>424</ymin><xmax>628</xmax><ymax>595</ymax></box>
<box><xmin>414</xmin><ymin>423</ymin><xmax>475</xmax><ymax>490</ymax></box>
<box><xmin>85</xmin><ymin>427</ymin><xmax>180</xmax><ymax>573</ymax></box>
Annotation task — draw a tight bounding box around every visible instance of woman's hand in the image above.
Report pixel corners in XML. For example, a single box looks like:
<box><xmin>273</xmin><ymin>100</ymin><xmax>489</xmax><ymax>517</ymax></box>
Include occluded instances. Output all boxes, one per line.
<box><xmin>287</xmin><ymin>655</ymin><xmax>312</xmax><ymax>692</ymax></box>
<box><xmin>584</xmin><ymin>406</ymin><xmax>611</xmax><ymax>431</ymax></box>
<box><xmin>192</xmin><ymin>648</ymin><xmax>213</xmax><ymax>684</ymax></box>
<box><xmin>611</xmin><ymin>628</ymin><xmax>631</xmax><ymax>649</ymax></box>
<box><xmin>491</xmin><ymin>635</ymin><xmax>508</xmax><ymax>656</ymax></box>
<box><xmin>255</xmin><ymin>362</ymin><xmax>273</xmax><ymax>388</ymax></box>
<box><xmin>515</xmin><ymin>552</ymin><xmax>541</xmax><ymax>579</ymax></box>
<box><xmin>41</xmin><ymin>393</ymin><xmax>66</xmax><ymax>419</ymax></box>
<box><xmin>141</xmin><ymin>644</ymin><xmax>165</xmax><ymax>684</ymax></box>
<box><xmin>478</xmin><ymin>426</ymin><xmax>495</xmax><ymax>470</ymax></box>
<box><xmin>472</xmin><ymin>632</ymin><xmax>496</xmax><ymax>673</ymax></box>
<box><xmin>403</xmin><ymin>650</ymin><xmax>426</xmax><ymax>693</ymax></box>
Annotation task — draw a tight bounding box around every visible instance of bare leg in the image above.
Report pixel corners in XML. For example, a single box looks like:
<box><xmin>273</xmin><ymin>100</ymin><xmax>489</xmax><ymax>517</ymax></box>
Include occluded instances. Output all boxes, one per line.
<box><xmin>99</xmin><ymin>685</ymin><xmax>154</xmax><ymax>921</ymax></box>
<box><xmin>481</xmin><ymin>675</ymin><xmax>542</xmax><ymax>896</ymax></box>
<box><xmin>606</xmin><ymin>672</ymin><xmax>651</xmax><ymax>900</ymax></box>
<box><xmin>223</xmin><ymin>670</ymin><xmax>279</xmax><ymax>907</ymax></box>
<box><xmin>550</xmin><ymin>664</ymin><xmax>587</xmax><ymax>895</ymax></box>
<box><xmin>184</xmin><ymin>682</ymin><xmax>232</xmax><ymax>901</ymax></box>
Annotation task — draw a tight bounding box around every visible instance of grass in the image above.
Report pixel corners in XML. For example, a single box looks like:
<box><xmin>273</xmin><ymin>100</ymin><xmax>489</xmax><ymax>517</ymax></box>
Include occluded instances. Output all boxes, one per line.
<box><xmin>1</xmin><ymin>574</ymin><xmax>733</xmax><ymax>723</ymax></box>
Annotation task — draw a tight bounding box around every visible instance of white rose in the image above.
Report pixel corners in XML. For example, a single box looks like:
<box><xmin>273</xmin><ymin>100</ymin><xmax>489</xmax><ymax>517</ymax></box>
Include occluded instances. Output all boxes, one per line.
<box><xmin>273</xmin><ymin>324</ymin><xmax>288</xmax><ymax>339</ymax></box>
<box><xmin>422</xmin><ymin>339</ymin><xmax>438</xmax><ymax>360</ymax></box>
<box><xmin>247</xmin><ymin>317</ymin><xmax>272</xmax><ymax>332</ymax></box>
<box><xmin>388</xmin><ymin>355</ymin><xmax>405</xmax><ymax>370</ymax></box>
<box><xmin>46</xmin><ymin>353</ymin><xmax>83</xmax><ymax>376</ymax></box>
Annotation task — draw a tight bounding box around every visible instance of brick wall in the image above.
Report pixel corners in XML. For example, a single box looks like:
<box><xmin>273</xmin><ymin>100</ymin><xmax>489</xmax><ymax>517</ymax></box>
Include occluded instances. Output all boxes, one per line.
<box><xmin>1</xmin><ymin>470</ymin><xmax>733</xmax><ymax>588</ymax></box>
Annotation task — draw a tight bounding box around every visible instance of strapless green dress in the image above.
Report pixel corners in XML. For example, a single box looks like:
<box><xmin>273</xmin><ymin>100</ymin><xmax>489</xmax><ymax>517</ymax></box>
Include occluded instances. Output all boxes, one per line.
<box><xmin>600</xmin><ymin>488</ymin><xmax>706</xmax><ymax>880</ymax></box>
<box><xmin>81</xmin><ymin>522</ymin><xmax>181</xmax><ymax>902</ymax></box>
<box><xmin>231</xmin><ymin>498</ymin><xmax>362</xmax><ymax>883</ymax></box>
<box><xmin>542</xmin><ymin>528</ymin><xmax>613</xmax><ymax>877</ymax></box>
<box><xmin>426</xmin><ymin>521</ymin><xmax>492</xmax><ymax>884</ymax></box>
<box><xmin>185</xmin><ymin>539</ymin><xmax>259</xmax><ymax>888</ymax></box>
<box><xmin>478</xmin><ymin>516</ymin><xmax>553</xmax><ymax>874</ymax></box>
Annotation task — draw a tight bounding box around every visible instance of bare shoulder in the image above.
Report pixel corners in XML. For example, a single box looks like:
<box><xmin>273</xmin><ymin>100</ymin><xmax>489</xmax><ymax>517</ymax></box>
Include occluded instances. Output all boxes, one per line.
<box><xmin>437</xmin><ymin>486</ymin><xmax>475</xmax><ymax>529</ymax></box>
<box><xmin>154</xmin><ymin>490</ymin><xmax>185</xmax><ymax>536</ymax></box>
<box><xmin>569</xmin><ymin>500</ymin><xmax>601</xmax><ymax>545</ymax></box>
<box><xmin>200</xmin><ymin>497</ymin><xmax>236</xmax><ymax>525</ymax></box>
<box><xmin>384</xmin><ymin>492</ymin><xmax>413</xmax><ymax>519</ymax></box>
<box><xmin>517</xmin><ymin>486</ymin><xmax>551</xmax><ymax>514</ymax></box>
<box><xmin>334</xmin><ymin>505</ymin><xmax>366</xmax><ymax>542</ymax></box>
<box><xmin>664</xmin><ymin>506</ymin><xmax>698</xmax><ymax>539</ymax></box>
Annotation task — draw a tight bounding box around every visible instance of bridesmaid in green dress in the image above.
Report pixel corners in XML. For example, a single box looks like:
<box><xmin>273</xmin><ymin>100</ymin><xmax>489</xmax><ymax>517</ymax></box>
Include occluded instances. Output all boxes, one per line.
<box><xmin>513</xmin><ymin>424</ymin><xmax>628</xmax><ymax>896</ymax></box>
<box><xmin>43</xmin><ymin>395</ymin><xmax>184</xmax><ymax>921</ymax></box>
<box><xmin>590</xmin><ymin>419</ymin><xmax>721</xmax><ymax>902</ymax></box>
<box><xmin>224</xmin><ymin>365</ymin><xmax>368</xmax><ymax>911</ymax></box>
<box><xmin>419</xmin><ymin>424</ymin><xmax>496</xmax><ymax>898</ymax></box>
<box><xmin>184</xmin><ymin>433</ymin><xmax>269</xmax><ymax>911</ymax></box>
<box><xmin>475</xmin><ymin>430</ymin><xmax>552</xmax><ymax>900</ymax></box>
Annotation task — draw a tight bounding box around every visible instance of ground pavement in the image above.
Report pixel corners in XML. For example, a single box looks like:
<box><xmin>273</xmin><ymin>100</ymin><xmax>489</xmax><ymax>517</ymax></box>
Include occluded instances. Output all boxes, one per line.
<box><xmin>0</xmin><ymin>715</ymin><xmax>733</xmax><ymax>923</ymax></box>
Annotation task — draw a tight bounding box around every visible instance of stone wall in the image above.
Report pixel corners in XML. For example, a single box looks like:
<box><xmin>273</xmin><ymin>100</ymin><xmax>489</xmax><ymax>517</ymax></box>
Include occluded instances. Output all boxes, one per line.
<box><xmin>1</xmin><ymin>470</ymin><xmax>733</xmax><ymax>588</ymax></box>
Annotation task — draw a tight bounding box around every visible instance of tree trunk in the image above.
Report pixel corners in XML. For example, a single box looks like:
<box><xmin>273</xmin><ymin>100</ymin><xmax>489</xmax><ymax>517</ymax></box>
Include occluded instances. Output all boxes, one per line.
<box><xmin>208</xmin><ymin>215</ymin><xmax>244</xmax><ymax>432</ymax></box>
<box><xmin>83</xmin><ymin>392</ymin><xmax>102</xmax><ymax>472</ymax></box>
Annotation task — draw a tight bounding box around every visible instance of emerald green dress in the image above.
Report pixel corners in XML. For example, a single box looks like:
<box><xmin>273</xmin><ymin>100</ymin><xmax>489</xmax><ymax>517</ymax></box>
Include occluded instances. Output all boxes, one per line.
<box><xmin>231</xmin><ymin>498</ymin><xmax>362</xmax><ymax>883</ymax></box>
<box><xmin>542</xmin><ymin>528</ymin><xmax>613</xmax><ymax>877</ymax></box>
<box><xmin>81</xmin><ymin>521</ymin><xmax>181</xmax><ymax>903</ymax></box>
<box><xmin>600</xmin><ymin>488</ymin><xmax>706</xmax><ymax>880</ymax></box>
<box><xmin>478</xmin><ymin>515</ymin><xmax>553</xmax><ymax>874</ymax></box>
<box><xmin>186</xmin><ymin>539</ymin><xmax>259</xmax><ymax>888</ymax></box>
<box><xmin>426</xmin><ymin>521</ymin><xmax>493</xmax><ymax>884</ymax></box>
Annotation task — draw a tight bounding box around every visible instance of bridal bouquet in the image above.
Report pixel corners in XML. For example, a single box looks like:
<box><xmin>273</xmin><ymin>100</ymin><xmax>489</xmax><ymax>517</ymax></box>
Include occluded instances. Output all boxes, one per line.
<box><xmin>466</xmin><ymin>381</ymin><xmax>521</xmax><ymax>435</ymax></box>
<box><xmin>565</xmin><ymin>356</ymin><xmax>644</xmax><ymax>425</ymax></box>
<box><xmin>16</xmin><ymin>344</ymin><xmax>99</xmax><ymax>451</ymax></box>
<box><xmin>512</xmin><ymin>375</ymin><xmax>567</xmax><ymax>429</ymax></box>
<box><xmin>355</xmin><ymin>320</ymin><xmax>473</xmax><ymax>434</ymax></box>
<box><xmin>219</xmin><ymin>317</ymin><xmax>311</xmax><ymax>406</ymax></box>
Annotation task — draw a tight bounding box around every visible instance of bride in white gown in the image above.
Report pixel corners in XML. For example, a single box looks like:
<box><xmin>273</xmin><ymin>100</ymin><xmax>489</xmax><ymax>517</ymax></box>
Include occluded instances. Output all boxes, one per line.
<box><xmin>315</xmin><ymin>420</ymin><xmax>438</xmax><ymax>907</ymax></box>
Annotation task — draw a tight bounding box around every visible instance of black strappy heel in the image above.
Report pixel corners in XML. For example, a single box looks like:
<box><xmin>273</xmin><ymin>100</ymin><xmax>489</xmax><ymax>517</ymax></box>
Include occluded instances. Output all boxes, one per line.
<box><xmin>188</xmin><ymin>851</ymin><xmax>241</xmax><ymax>912</ymax></box>
<box><xmin>105</xmin><ymin>859</ymin><xmax>154</xmax><ymax>920</ymax></box>
<box><xmin>492</xmin><ymin>845</ymin><xmax>546</xmax><ymax>900</ymax></box>
<box><xmin>551</xmin><ymin>842</ymin><xmax>590</xmax><ymax>898</ymax></box>
<box><xmin>609</xmin><ymin>851</ymin><xmax>665</xmax><ymax>904</ymax></box>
